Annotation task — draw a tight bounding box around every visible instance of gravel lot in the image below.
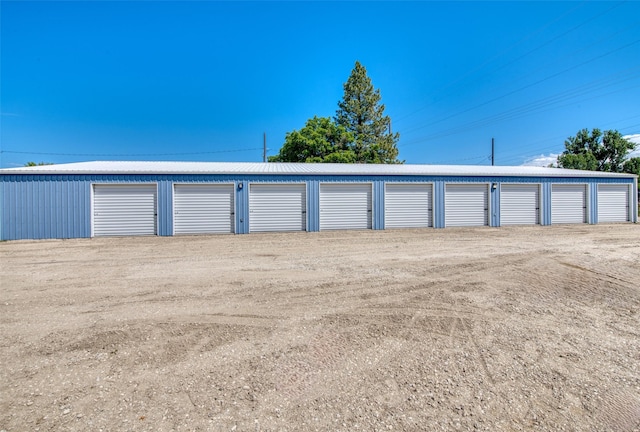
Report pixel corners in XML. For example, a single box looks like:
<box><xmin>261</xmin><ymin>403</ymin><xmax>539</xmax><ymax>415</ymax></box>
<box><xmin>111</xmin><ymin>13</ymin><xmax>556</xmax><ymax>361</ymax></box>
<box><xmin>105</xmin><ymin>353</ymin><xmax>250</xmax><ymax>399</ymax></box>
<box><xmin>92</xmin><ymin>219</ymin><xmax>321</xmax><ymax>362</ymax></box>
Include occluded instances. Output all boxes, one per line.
<box><xmin>1</xmin><ymin>225</ymin><xmax>639</xmax><ymax>432</ymax></box>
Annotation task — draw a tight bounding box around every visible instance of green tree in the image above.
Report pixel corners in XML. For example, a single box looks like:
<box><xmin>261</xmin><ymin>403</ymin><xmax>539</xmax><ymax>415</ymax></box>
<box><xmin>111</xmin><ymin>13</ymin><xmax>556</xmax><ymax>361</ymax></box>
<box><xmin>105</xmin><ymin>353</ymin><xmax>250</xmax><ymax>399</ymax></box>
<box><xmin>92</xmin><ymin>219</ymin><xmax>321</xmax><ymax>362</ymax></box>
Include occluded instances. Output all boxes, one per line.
<box><xmin>268</xmin><ymin>116</ymin><xmax>356</xmax><ymax>163</ymax></box>
<box><xmin>623</xmin><ymin>156</ymin><xmax>640</xmax><ymax>175</ymax></box>
<box><xmin>557</xmin><ymin>128</ymin><xmax>635</xmax><ymax>172</ymax></box>
<box><xmin>335</xmin><ymin>61</ymin><xmax>401</xmax><ymax>164</ymax></box>
<box><xmin>271</xmin><ymin>61</ymin><xmax>401</xmax><ymax>164</ymax></box>
<box><xmin>25</xmin><ymin>161</ymin><xmax>53</xmax><ymax>166</ymax></box>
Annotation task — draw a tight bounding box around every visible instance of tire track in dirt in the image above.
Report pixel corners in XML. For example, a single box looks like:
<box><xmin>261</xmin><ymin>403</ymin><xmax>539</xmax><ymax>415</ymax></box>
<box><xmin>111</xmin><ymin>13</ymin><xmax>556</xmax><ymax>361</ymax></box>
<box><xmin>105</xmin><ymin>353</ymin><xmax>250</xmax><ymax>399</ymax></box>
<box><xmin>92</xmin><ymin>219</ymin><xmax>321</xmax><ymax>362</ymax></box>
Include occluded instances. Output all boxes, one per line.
<box><xmin>458</xmin><ymin>317</ymin><xmax>495</xmax><ymax>386</ymax></box>
<box><xmin>2</xmin><ymin>225</ymin><xmax>640</xmax><ymax>431</ymax></box>
<box><xmin>559</xmin><ymin>261</ymin><xmax>638</xmax><ymax>287</ymax></box>
<box><xmin>593</xmin><ymin>389</ymin><xmax>640</xmax><ymax>431</ymax></box>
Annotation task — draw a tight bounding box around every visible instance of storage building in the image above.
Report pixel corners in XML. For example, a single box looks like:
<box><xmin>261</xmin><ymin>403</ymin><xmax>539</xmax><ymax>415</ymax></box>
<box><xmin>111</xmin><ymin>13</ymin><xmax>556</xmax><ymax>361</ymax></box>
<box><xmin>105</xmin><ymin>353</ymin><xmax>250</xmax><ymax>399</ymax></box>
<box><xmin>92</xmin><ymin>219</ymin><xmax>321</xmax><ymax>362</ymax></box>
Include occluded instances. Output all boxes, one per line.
<box><xmin>0</xmin><ymin>161</ymin><xmax>636</xmax><ymax>240</ymax></box>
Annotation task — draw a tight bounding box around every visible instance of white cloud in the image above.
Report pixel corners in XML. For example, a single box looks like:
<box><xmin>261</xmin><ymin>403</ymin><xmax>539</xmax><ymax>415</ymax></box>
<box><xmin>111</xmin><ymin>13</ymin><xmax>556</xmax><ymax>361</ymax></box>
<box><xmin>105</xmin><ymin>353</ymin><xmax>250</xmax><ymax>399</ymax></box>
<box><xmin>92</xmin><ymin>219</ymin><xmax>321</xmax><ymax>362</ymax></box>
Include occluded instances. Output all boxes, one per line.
<box><xmin>521</xmin><ymin>153</ymin><xmax>559</xmax><ymax>167</ymax></box>
<box><xmin>624</xmin><ymin>134</ymin><xmax>640</xmax><ymax>158</ymax></box>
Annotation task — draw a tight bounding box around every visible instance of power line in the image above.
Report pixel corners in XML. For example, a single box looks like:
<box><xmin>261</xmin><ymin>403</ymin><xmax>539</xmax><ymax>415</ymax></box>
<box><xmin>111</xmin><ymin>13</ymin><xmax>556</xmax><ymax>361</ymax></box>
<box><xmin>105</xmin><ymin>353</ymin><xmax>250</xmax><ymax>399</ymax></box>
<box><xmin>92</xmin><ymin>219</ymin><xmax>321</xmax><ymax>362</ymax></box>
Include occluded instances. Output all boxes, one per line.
<box><xmin>398</xmin><ymin>79</ymin><xmax>638</xmax><ymax>147</ymax></box>
<box><xmin>427</xmin><ymin>154</ymin><xmax>490</xmax><ymax>165</ymax></box>
<box><xmin>394</xmin><ymin>2</ymin><xmax>629</xmax><ymax>127</ymax></box>
<box><xmin>393</xmin><ymin>2</ymin><xmax>588</xmax><ymax>124</ymax></box>
<box><xmin>429</xmin><ymin>116</ymin><xmax>640</xmax><ymax>167</ymax></box>
<box><xmin>605</xmin><ymin>113</ymin><xmax>640</xmax><ymax>127</ymax></box>
<box><xmin>480</xmin><ymin>1</ymin><xmax>628</xmax><ymax>82</ymax></box>
<box><xmin>415</xmin><ymin>118</ymin><xmax>640</xmax><ymax>166</ymax></box>
<box><xmin>0</xmin><ymin>147</ymin><xmax>266</xmax><ymax>157</ymax></box>
<box><xmin>489</xmin><ymin>18</ymin><xmax>640</xmax><ymax>99</ymax></box>
<box><xmin>401</xmin><ymin>38</ymin><xmax>640</xmax><ymax>138</ymax></box>
<box><xmin>394</xmin><ymin>4</ymin><xmax>638</xmax><ymax>146</ymax></box>
<box><xmin>401</xmin><ymin>64</ymin><xmax>640</xmax><ymax>144</ymax></box>
<box><xmin>496</xmin><ymin>119</ymin><xmax>640</xmax><ymax>165</ymax></box>
<box><xmin>619</xmin><ymin>122</ymin><xmax>640</xmax><ymax>133</ymax></box>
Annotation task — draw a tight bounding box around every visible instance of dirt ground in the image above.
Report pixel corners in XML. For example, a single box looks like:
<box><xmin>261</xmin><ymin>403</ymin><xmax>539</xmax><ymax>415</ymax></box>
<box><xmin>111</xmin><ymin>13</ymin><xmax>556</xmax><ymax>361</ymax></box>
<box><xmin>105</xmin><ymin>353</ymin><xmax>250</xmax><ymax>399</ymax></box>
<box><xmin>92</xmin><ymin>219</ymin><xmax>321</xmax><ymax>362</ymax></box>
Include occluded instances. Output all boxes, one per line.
<box><xmin>1</xmin><ymin>225</ymin><xmax>639</xmax><ymax>432</ymax></box>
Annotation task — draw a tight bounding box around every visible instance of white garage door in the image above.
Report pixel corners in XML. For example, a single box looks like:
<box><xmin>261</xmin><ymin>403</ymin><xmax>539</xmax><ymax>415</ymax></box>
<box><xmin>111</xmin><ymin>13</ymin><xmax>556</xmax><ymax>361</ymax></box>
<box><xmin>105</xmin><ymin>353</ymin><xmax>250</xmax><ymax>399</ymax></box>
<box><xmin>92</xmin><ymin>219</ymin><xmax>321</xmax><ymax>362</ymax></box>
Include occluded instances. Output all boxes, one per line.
<box><xmin>93</xmin><ymin>184</ymin><xmax>157</xmax><ymax>236</ymax></box>
<box><xmin>598</xmin><ymin>184</ymin><xmax>630</xmax><ymax>223</ymax></box>
<box><xmin>249</xmin><ymin>184</ymin><xmax>306</xmax><ymax>232</ymax></box>
<box><xmin>445</xmin><ymin>184</ymin><xmax>488</xmax><ymax>227</ymax></box>
<box><xmin>320</xmin><ymin>183</ymin><xmax>372</xmax><ymax>230</ymax></box>
<box><xmin>174</xmin><ymin>184</ymin><xmax>234</xmax><ymax>234</ymax></box>
<box><xmin>385</xmin><ymin>183</ymin><xmax>433</xmax><ymax>228</ymax></box>
<box><xmin>551</xmin><ymin>184</ymin><xmax>587</xmax><ymax>224</ymax></box>
<box><xmin>500</xmin><ymin>184</ymin><xmax>540</xmax><ymax>225</ymax></box>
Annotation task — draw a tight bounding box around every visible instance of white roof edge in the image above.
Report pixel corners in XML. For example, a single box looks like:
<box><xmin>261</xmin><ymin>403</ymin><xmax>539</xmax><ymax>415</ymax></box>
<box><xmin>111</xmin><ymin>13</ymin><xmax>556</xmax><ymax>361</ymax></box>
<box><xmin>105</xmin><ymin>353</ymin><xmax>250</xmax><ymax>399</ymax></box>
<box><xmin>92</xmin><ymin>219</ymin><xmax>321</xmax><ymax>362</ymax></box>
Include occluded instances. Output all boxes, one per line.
<box><xmin>0</xmin><ymin>161</ymin><xmax>636</xmax><ymax>178</ymax></box>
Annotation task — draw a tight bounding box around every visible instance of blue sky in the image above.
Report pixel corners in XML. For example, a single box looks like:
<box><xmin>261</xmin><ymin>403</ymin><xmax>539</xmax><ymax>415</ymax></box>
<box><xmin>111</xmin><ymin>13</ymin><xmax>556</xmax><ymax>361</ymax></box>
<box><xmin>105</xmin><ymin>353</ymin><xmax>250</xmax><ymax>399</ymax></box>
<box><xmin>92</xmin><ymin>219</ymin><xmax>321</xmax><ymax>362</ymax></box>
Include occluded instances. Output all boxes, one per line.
<box><xmin>1</xmin><ymin>1</ymin><xmax>639</xmax><ymax>168</ymax></box>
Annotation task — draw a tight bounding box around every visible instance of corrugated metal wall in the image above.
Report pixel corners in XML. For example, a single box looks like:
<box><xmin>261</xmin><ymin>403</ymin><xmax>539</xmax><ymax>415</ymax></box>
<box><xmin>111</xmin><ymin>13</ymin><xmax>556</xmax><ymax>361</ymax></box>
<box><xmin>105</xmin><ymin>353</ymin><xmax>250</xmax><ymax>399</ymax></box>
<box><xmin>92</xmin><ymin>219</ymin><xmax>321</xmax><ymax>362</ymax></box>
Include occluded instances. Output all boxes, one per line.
<box><xmin>373</xmin><ymin>180</ymin><xmax>385</xmax><ymax>230</ymax></box>
<box><xmin>307</xmin><ymin>181</ymin><xmax>320</xmax><ymax>232</ymax></box>
<box><xmin>1</xmin><ymin>175</ymin><xmax>90</xmax><ymax>239</ymax></box>
<box><xmin>157</xmin><ymin>179</ymin><xmax>173</xmax><ymax>236</ymax></box>
<box><xmin>0</xmin><ymin>173</ymin><xmax>636</xmax><ymax>240</ymax></box>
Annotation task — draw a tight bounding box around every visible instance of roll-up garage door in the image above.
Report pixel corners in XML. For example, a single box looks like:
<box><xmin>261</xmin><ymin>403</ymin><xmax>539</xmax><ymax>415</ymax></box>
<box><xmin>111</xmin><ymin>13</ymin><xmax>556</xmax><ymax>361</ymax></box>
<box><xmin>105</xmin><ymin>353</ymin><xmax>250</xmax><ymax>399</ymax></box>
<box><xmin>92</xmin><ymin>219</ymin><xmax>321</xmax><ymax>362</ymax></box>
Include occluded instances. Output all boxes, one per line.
<box><xmin>445</xmin><ymin>184</ymin><xmax>488</xmax><ymax>227</ymax></box>
<box><xmin>551</xmin><ymin>184</ymin><xmax>586</xmax><ymax>224</ymax></box>
<box><xmin>598</xmin><ymin>184</ymin><xmax>630</xmax><ymax>223</ymax></box>
<box><xmin>385</xmin><ymin>183</ymin><xmax>433</xmax><ymax>228</ymax></box>
<box><xmin>174</xmin><ymin>184</ymin><xmax>234</xmax><ymax>234</ymax></box>
<box><xmin>320</xmin><ymin>183</ymin><xmax>372</xmax><ymax>230</ymax></box>
<box><xmin>249</xmin><ymin>184</ymin><xmax>306</xmax><ymax>232</ymax></box>
<box><xmin>500</xmin><ymin>184</ymin><xmax>540</xmax><ymax>225</ymax></box>
<box><xmin>93</xmin><ymin>184</ymin><xmax>157</xmax><ymax>236</ymax></box>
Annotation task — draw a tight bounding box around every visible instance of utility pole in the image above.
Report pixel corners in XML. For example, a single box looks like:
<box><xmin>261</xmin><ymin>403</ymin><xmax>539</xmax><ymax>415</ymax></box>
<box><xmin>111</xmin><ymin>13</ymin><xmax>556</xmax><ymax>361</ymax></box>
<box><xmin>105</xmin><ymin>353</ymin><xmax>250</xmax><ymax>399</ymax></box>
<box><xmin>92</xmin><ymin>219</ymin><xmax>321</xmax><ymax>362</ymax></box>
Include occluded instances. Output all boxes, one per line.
<box><xmin>491</xmin><ymin>137</ymin><xmax>495</xmax><ymax>166</ymax></box>
<box><xmin>263</xmin><ymin>132</ymin><xmax>267</xmax><ymax>163</ymax></box>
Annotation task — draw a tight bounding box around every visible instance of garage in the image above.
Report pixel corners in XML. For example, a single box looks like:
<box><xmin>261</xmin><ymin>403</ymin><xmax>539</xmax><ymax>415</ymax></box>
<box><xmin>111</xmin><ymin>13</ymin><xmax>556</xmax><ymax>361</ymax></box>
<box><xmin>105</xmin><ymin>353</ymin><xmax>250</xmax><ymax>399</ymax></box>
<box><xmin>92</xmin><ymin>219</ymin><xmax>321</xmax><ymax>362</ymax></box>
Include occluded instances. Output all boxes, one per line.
<box><xmin>320</xmin><ymin>183</ymin><xmax>372</xmax><ymax>230</ymax></box>
<box><xmin>249</xmin><ymin>184</ymin><xmax>307</xmax><ymax>232</ymax></box>
<box><xmin>445</xmin><ymin>184</ymin><xmax>488</xmax><ymax>227</ymax></box>
<box><xmin>173</xmin><ymin>184</ymin><xmax>234</xmax><ymax>235</ymax></box>
<box><xmin>598</xmin><ymin>184</ymin><xmax>630</xmax><ymax>223</ymax></box>
<box><xmin>385</xmin><ymin>183</ymin><xmax>433</xmax><ymax>228</ymax></box>
<box><xmin>93</xmin><ymin>184</ymin><xmax>157</xmax><ymax>236</ymax></box>
<box><xmin>551</xmin><ymin>184</ymin><xmax>587</xmax><ymax>224</ymax></box>
<box><xmin>500</xmin><ymin>184</ymin><xmax>540</xmax><ymax>225</ymax></box>
<box><xmin>2</xmin><ymin>161</ymin><xmax>637</xmax><ymax>240</ymax></box>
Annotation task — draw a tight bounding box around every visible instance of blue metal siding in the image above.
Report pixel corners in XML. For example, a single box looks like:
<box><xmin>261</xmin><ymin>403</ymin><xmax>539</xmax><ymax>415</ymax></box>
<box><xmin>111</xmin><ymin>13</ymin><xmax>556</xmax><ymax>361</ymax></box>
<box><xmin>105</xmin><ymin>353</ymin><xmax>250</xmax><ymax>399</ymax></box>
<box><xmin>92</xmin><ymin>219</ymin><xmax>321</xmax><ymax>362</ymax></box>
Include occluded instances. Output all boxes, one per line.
<box><xmin>490</xmin><ymin>183</ymin><xmax>498</xmax><ymax>227</ymax></box>
<box><xmin>236</xmin><ymin>181</ymin><xmax>249</xmax><ymax>234</ymax></box>
<box><xmin>307</xmin><ymin>181</ymin><xmax>320</xmax><ymax>232</ymax></box>
<box><xmin>541</xmin><ymin>183</ymin><xmax>552</xmax><ymax>225</ymax></box>
<box><xmin>373</xmin><ymin>180</ymin><xmax>385</xmax><ymax>230</ymax></box>
<box><xmin>635</xmin><ymin>178</ymin><xmax>639</xmax><ymax>223</ymax></box>
<box><xmin>589</xmin><ymin>183</ymin><xmax>598</xmax><ymax>224</ymax></box>
<box><xmin>433</xmin><ymin>181</ymin><xmax>446</xmax><ymax>228</ymax></box>
<box><xmin>158</xmin><ymin>179</ymin><xmax>172</xmax><ymax>236</ymax></box>
<box><xmin>0</xmin><ymin>173</ymin><xmax>636</xmax><ymax>240</ymax></box>
<box><xmin>1</xmin><ymin>175</ymin><xmax>91</xmax><ymax>240</ymax></box>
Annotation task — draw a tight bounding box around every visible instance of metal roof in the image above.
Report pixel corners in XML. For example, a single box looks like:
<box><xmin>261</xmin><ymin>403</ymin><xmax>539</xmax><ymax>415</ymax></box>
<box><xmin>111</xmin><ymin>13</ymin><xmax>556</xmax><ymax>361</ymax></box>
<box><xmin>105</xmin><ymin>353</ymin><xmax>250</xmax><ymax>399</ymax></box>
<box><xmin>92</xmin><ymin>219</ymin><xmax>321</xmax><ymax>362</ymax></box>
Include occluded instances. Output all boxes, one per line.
<box><xmin>0</xmin><ymin>160</ymin><xmax>636</xmax><ymax>178</ymax></box>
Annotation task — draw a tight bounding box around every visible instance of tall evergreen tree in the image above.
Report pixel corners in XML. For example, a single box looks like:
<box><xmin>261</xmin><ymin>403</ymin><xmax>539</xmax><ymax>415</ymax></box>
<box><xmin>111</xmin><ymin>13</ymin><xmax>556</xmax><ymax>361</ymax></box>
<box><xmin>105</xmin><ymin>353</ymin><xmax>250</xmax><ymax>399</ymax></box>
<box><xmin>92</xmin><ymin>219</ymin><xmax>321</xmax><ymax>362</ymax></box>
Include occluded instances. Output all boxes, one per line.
<box><xmin>334</xmin><ymin>61</ymin><xmax>402</xmax><ymax>164</ymax></box>
<box><xmin>272</xmin><ymin>61</ymin><xmax>402</xmax><ymax>164</ymax></box>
